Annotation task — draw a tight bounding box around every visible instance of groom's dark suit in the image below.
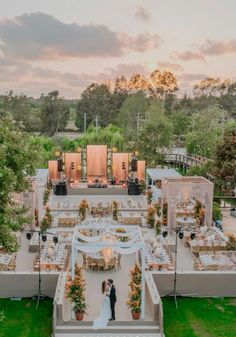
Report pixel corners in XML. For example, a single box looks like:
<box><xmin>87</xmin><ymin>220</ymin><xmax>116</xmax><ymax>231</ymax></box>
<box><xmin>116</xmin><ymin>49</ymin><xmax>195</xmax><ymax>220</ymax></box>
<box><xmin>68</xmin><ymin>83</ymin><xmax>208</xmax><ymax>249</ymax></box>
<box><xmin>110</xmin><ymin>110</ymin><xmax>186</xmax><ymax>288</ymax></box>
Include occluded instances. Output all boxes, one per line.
<box><xmin>109</xmin><ymin>284</ymin><xmax>116</xmax><ymax>320</ymax></box>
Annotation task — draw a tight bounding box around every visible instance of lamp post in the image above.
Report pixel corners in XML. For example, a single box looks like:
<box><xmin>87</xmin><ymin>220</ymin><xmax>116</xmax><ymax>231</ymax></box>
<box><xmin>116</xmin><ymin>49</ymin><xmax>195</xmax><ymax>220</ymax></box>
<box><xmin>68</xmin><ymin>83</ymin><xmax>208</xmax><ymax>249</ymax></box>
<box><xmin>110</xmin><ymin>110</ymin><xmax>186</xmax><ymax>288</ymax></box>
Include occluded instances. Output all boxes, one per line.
<box><xmin>26</xmin><ymin>229</ymin><xmax>59</xmax><ymax>309</ymax></box>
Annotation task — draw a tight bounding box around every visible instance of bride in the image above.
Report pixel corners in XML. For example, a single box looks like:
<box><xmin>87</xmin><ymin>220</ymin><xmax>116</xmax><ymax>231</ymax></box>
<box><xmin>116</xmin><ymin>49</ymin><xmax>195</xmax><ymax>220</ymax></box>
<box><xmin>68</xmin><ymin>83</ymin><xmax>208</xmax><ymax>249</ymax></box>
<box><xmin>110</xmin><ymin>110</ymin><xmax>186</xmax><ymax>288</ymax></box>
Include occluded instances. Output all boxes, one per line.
<box><xmin>93</xmin><ymin>280</ymin><xmax>111</xmax><ymax>330</ymax></box>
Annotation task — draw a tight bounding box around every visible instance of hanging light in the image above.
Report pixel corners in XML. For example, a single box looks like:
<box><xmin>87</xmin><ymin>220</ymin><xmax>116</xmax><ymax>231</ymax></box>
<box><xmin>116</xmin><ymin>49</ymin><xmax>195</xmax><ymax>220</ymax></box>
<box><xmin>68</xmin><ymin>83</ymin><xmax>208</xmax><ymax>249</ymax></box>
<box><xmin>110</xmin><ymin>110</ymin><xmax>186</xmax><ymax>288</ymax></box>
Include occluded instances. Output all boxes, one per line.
<box><xmin>53</xmin><ymin>236</ymin><xmax>58</xmax><ymax>244</ymax></box>
<box><xmin>42</xmin><ymin>234</ymin><xmax>47</xmax><ymax>242</ymax></box>
<box><xmin>26</xmin><ymin>232</ymin><xmax>32</xmax><ymax>240</ymax></box>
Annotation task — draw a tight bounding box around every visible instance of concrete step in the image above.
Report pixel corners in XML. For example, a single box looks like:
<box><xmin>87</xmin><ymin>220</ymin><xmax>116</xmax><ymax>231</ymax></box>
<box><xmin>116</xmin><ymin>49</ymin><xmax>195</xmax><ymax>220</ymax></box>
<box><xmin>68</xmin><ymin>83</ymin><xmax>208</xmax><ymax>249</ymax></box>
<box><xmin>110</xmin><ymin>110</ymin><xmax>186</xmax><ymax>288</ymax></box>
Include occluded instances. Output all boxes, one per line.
<box><xmin>54</xmin><ymin>333</ymin><xmax>164</xmax><ymax>337</ymax></box>
<box><xmin>61</xmin><ymin>320</ymin><xmax>157</xmax><ymax>326</ymax></box>
<box><xmin>55</xmin><ymin>323</ymin><xmax>160</xmax><ymax>334</ymax></box>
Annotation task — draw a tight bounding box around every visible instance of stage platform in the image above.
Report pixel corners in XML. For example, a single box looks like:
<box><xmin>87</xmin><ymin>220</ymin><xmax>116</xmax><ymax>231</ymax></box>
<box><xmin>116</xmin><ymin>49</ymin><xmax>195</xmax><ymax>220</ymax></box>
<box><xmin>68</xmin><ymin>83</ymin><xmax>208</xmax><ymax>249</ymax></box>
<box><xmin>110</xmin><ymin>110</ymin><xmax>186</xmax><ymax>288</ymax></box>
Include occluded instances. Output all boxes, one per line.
<box><xmin>68</xmin><ymin>186</ymin><xmax>128</xmax><ymax>195</ymax></box>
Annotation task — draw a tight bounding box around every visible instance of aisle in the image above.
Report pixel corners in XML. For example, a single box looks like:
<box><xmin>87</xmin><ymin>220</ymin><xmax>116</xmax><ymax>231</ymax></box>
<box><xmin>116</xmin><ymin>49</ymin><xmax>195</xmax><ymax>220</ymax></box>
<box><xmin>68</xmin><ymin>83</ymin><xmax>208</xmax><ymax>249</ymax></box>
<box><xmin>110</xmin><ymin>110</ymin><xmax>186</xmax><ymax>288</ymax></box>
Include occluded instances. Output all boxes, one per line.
<box><xmin>76</xmin><ymin>253</ymin><xmax>152</xmax><ymax>322</ymax></box>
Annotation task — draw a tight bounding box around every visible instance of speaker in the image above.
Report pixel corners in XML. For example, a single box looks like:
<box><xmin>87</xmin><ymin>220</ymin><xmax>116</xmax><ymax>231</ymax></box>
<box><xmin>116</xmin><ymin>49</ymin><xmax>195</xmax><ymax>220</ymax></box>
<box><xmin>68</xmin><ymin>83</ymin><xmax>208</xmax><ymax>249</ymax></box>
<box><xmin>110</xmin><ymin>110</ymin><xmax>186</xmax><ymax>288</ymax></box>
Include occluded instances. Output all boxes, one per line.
<box><xmin>131</xmin><ymin>159</ymin><xmax>137</xmax><ymax>172</ymax></box>
<box><xmin>57</xmin><ymin>159</ymin><xmax>63</xmax><ymax>172</ymax></box>
<box><xmin>55</xmin><ymin>182</ymin><xmax>67</xmax><ymax>195</ymax></box>
<box><xmin>128</xmin><ymin>182</ymin><xmax>140</xmax><ymax>195</ymax></box>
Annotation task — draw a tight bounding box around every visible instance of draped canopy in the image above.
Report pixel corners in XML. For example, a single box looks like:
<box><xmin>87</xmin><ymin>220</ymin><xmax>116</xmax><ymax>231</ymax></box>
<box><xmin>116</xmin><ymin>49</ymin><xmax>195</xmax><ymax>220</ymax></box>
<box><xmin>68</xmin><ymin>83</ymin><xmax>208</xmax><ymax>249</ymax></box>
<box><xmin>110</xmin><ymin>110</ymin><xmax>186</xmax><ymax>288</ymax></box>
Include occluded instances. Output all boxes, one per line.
<box><xmin>71</xmin><ymin>222</ymin><xmax>146</xmax><ymax>319</ymax></box>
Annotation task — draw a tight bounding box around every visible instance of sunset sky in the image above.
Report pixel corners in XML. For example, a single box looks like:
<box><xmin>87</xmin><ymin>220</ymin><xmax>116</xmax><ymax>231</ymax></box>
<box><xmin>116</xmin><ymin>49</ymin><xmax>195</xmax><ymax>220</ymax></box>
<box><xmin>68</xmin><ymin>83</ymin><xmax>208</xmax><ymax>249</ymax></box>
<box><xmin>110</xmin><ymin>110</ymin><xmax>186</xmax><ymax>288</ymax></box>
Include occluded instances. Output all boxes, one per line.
<box><xmin>0</xmin><ymin>0</ymin><xmax>236</xmax><ymax>98</ymax></box>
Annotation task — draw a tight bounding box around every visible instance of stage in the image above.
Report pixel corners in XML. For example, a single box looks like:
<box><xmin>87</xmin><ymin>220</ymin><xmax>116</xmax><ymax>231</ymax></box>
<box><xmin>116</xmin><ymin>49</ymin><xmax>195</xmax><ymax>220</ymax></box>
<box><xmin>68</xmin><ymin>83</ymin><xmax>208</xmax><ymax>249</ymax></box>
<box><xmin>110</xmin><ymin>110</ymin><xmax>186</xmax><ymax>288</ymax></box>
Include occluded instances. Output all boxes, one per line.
<box><xmin>67</xmin><ymin>184</ymin><xmax>128</xmax><ymax>195</ymax></box>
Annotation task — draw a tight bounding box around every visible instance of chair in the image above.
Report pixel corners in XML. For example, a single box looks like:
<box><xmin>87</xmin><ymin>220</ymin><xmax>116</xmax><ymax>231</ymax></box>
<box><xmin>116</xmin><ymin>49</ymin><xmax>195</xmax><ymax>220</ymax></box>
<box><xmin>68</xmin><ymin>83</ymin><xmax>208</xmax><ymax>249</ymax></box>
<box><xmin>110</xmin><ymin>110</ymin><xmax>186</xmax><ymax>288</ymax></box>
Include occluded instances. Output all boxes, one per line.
<box><xmin>87</xmin><ymin>257</ymin><xmax>96</xmax><ymax>270</ymax></box>
<box><xmin>82</xmin><ymin>254</ymin><xmax>88</xmax><ymax>270</ymax></box>
<box><xmin>97</xmin><ymin>258</ymin><xmax>105</xmax><ymax>271</ymax></box>
<box><xmin>108</xmin><ymin>257</ymin><xmax>116</xmax><ymax>270</ymax></box>
<box><xmin>117</xmin><ymin>254</ymin><xmax>121</xmax><ymax>270</ymax></box>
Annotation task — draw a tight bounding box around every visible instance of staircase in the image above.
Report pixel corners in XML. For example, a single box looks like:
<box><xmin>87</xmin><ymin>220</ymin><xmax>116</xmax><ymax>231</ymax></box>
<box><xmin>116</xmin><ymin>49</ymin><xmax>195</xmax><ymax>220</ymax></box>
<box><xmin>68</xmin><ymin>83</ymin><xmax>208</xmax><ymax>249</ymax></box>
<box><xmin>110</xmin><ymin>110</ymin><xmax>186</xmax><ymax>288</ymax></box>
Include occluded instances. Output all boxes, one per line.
<box><xmin>53</xmin><ymin>320</ymin><xmax>163</xmax><ymax>337</ymax></box>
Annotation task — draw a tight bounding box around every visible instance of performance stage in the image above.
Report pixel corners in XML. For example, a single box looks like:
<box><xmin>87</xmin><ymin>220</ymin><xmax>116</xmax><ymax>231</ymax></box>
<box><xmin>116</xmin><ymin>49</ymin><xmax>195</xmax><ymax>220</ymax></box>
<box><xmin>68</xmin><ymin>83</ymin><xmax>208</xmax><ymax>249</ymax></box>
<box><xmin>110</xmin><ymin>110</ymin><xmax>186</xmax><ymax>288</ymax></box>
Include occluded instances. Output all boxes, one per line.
<box><xmin>67</xmin><ymin>184</ymin><xmax>128</xmax><ymax>195</ymax></box>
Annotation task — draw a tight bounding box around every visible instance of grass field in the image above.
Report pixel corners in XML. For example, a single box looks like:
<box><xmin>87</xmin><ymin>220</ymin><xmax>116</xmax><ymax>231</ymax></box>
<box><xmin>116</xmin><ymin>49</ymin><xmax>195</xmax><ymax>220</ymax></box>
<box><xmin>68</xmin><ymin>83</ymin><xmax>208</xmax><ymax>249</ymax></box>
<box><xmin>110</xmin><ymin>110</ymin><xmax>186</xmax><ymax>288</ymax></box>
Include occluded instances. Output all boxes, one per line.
<box><xmin>0</xmin><ymin>298</ymin><xmax>53</xmax><ymax>337</ymax></box>
<box><xmin>163</xmin><ymin>297</ymin><xmax>236</xmax><ymax>337</ymax></box>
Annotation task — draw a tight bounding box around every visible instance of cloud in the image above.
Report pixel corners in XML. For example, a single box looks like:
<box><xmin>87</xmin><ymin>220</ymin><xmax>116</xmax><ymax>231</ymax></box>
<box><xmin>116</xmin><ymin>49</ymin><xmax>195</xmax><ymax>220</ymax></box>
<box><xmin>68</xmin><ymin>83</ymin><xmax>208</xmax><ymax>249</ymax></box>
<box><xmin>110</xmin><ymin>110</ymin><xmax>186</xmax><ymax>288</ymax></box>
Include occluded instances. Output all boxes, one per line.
<box><xmin>135</xmin><ymin>6</ymin><xmax>151</xmax><ymax>21</ymax></box>
<box><xmin>172</xmin><ymin>39</ymin><xmax>236</xmax><ymax>63</ymax></box>
<box><xmin>200</xmin><ymin>39</ymin><xmax>236</xmax><ymax>55</ymax></box>
<box><xmin>158</xmin><ymin>62</ymin><xmax>183</xmax><ymax>72</ymax></box>
<box><xmin>105</xmin><ymin>63</ymin><xmax>148</xmax><ymax>78</ymax></box>
<box><xmin>172</xmin><ymin>50</ymin><xmax>205</xmax><ymax>61</ymax></box>
<box><xmin>178</xmin><ymin>73</ymin><xmax>206</xmax><ymax>81</ymax></box>
<box><xmin>119</xmin><ymin>32</ymin><xmax>160</xmax><ymax>52</ymax></box>
<box><xmin>0</xmin><ymin>12</ymin><xmax>160</xmax><ymax>60</ymax></box>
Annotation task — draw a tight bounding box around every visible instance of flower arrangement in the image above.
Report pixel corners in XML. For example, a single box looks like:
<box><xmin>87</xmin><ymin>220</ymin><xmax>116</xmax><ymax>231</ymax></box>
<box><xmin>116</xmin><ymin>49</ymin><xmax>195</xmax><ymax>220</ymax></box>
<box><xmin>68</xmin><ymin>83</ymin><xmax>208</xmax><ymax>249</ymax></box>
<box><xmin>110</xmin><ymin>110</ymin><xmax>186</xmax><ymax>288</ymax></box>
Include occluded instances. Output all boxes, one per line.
<box><xmin>65</xmin><ymin>264</ymin><xmax>87</xmax><ymax>319</ymax></box>
<box><xmin>127</xmin><ymin>264</ymin><xmax>142</xmax><ymax>319</ymax></box>
<box><xmin>147</xmin><ymin>207</ymin><xmax>155</xmax><ymax>228</ymax></box>
<box><xmin>115</xmin><ymin>228</ymin><xmax>129</xmax><ymax>242</ymax></box>
<box><xmin>154</xmin><ymin>203</ymin><xmax>161</xmax><ymax>217</ymax></box>
<box><xmin>147</xmin><ymin>189</ymin><xmax>153</xmax><ymax>204</ymax></box>
<box><xmin>226</xmin><ymin>234</ymin><xmax>236</xmax><ymax>251</ymax></box>
<box><xmin>41</xmin><ymin>206</ymin><xmax>52</xmax><ymax>231</ymax></box>
<box><xmin>194</xmin><ymin>200</ymin><xmax>205</xmax><ymax>225</ymax></box>
<box><xmin>162</xmin><ymin>201</ymin><xmax>168</xmax><ymax>226</ymax></box>
<box><xmin>79</xmin><ymin>200</ymin><xmax>89</xmax><ymax>221</ymax></box>
<box><xmin>43</xmin><ymin>188</ymin><xmax>51</xmax><ymax>206</ymax></box>
<box><xmin>112</xmin><ymin>201</ymin><xmax>119</xmax><ymax>221</ymax></box>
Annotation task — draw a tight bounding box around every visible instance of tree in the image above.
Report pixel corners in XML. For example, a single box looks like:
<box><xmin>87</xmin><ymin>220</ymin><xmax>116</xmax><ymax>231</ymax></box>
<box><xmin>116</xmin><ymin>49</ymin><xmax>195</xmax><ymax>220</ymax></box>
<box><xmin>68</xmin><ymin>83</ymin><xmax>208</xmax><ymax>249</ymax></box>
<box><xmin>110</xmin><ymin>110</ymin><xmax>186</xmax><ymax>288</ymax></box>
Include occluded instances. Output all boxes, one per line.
<box><xmin>149</xmin><ymin>70</ymin><xmax>178</xmax><ymax>98</ymax></box>
<box><xmin>0</xmin><ymin>117</ymin><xmax>41</xmax><ymax>251</ymax></box>
<box><xmin>171</xmin><ymin>110</ymin><xmax>190</xmax><ymax>142</ymax></box>
<box><xmin>0</xmin><ymin>91</ymin><xmax>41</xmax><ymax>132</ymax></box>
<box><xmin>137</xmin><ymin>102</ymin><xmax>173</xmax><ymax>166</ymax></box>
<box><xmin>39</xmin><ymin>91</ymin><xmax>70</xmax><ymax>136</ymax></box>
<box><xmin>75</xmin><ymin>84</ymin><xmax>114</xmax><ymax>130</ymax></box>
<box><xmin>213</xmin><ymin>124</ymin><xmax>236</xmax><ymax>194</ymax></box>
<box><xmin>117</xmin><ymin>92</ymin><xmax>151</xmax><ymax>144</ymax></box>
<box><xmin>75</xmin><ymin>124</ymin><xmax>125</xmax><ymax>151</ymax></box>
<box><xmin>185</xmin><ymin>105</ymin><xmax>229</xmax><ymax>158</ymax></box>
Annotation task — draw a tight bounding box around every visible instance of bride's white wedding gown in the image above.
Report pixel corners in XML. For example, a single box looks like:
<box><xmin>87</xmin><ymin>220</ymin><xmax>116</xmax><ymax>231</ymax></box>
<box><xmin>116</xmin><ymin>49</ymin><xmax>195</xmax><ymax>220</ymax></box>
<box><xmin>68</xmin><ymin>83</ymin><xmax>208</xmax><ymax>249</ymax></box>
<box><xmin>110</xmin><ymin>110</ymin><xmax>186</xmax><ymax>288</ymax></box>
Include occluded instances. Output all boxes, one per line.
<box><xmin>92</xmin><ymin>290</ymin><xmax>111</xmax><ymax>330</ymax></box>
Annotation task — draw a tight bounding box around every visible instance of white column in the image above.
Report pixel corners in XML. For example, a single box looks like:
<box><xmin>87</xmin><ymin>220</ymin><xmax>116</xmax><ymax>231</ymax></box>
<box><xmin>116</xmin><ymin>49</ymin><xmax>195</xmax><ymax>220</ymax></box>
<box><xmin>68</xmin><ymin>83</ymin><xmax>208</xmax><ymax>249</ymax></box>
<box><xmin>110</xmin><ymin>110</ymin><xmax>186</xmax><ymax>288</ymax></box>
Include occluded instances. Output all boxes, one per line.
<box><xmin>141</xmin><ymin>245</ymin><xmax>145</xmax><ymax>319</ymax></box>
<box><xmin>71</xmin><ymin>241</ymin><xmax>76</xmax><ymax>279</ymax></box>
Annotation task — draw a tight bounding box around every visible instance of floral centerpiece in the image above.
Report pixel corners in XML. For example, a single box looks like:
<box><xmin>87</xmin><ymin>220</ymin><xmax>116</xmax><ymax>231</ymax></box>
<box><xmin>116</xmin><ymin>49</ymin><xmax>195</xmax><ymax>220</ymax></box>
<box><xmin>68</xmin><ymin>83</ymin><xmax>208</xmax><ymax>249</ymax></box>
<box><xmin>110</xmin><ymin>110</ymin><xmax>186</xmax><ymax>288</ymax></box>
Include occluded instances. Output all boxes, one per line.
<box><xmin>147</xmin><ymin>189</ymin><xmax>153</xmax><ymax>205</ymax></box>
<box><xmin>115</xmin><ymin>228</ymin><xmax>129</xmax><ymax>242</ymax></box>
<box><xmin>112</xmin><ymin>201</ymin><xmax>118</xmax><ymax>221</ymax></box>
<box><xmin>79</xmin><ymin>200</ymin><xmax>89</xmax><ymax>221</ymax></box>
<box><xmin>162</xmin><ymin>202</ymin><xmax>168</xmax><ymax>226</ymax></box>
<box><xmin>127</xmin><ymin>264</ymin><xmax>142</xmax><ymax>319</ymax></box>
<box><xmin>41</xmin><ymin>206</ymin><xmax>52</xmax><ymax>231</ymax></box>
<box><xmin>226</xmin><ymin>234</ymin><xmax>236</xmax><ymax>251</ymax></box>
<box><xmin>147</xmin><ymin>207</ymin><xmax>155</xmax><ymax>228</ymax></box>
<box><xmin>65</xmin><ymin>264</ymin><xmax>87</xmax><ymax>320</ymax></box>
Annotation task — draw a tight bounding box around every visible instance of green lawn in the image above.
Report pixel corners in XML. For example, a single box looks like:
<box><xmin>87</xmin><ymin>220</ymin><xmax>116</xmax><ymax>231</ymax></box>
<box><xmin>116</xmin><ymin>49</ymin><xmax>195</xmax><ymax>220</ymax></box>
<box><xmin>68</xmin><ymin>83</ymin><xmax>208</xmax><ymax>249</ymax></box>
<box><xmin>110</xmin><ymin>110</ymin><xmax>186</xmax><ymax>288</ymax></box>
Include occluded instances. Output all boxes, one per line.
<box><xmin>0</xmin><ymin>298</ymin><xmax>53</xmax><ymax>337</ymax></box>
<box><xmin>163</xmin><ymin>297</ymin><xmax>236</xmax><ymax>337</ymax></box>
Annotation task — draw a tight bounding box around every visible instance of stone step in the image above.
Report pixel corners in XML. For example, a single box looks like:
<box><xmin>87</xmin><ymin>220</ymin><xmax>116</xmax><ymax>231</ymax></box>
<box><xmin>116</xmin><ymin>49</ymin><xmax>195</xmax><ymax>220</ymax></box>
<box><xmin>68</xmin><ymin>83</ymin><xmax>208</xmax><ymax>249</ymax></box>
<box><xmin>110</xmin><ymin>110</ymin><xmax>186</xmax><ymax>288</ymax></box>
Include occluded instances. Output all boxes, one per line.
<box><xmin>61</xmin><ymin>320</ymin><xmax>157</xmax><ymax>326</ymax></box>
<box><xmin>52</xmin><ymin>332</ymin><xmax>165</xmax><ymax>337</ymax></box>
<box><xmin>55</xmin><ymin>323</ymin><xmax>160</xmax><ymax>334</ymax></box>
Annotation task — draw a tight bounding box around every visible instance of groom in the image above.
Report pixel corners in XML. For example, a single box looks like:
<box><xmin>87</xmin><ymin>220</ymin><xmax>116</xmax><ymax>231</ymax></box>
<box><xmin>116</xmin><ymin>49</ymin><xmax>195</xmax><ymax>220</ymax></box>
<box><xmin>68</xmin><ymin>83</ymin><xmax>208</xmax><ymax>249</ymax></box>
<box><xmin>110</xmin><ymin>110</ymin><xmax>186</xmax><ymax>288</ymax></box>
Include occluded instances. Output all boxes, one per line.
<box><xmin>108</xmin><ymin>279</ymin><xmax>116</xmax><ymax>321</ymax></box>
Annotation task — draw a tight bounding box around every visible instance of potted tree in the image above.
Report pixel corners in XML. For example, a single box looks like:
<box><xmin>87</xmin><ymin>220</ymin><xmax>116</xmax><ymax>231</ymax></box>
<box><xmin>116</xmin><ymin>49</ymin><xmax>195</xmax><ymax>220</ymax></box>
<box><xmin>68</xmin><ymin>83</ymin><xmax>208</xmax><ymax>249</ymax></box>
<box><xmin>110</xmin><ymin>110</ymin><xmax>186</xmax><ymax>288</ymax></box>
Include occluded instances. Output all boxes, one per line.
<box><xmin>127</xmin><ymin>264</ymin><xmax>141</xmax><ymax>320</ymax></box>
<box><xmin>65</xmin><ymin>264</ymin><xmax>87</xmax><ymax>320</ymax></box>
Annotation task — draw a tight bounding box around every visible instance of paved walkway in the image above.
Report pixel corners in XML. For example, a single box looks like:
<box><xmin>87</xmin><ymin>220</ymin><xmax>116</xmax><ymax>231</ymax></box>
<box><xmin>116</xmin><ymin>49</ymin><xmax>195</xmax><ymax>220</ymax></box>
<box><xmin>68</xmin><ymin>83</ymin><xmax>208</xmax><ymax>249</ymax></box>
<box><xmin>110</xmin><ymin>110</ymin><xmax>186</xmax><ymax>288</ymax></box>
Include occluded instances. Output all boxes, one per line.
<box><xmin>222</xmin><ymin>209</ymin><xmax>236</xmax><ymax>235</ymax></box>
<box><xmin>15</xmin><ymin>232</ymin><xmax>35</xmax><ymax>271</ymax></box>
<box><xmin>75</xmin><ymin>253</ymin><xmax>152</xmax><ymax>322</ymax></box>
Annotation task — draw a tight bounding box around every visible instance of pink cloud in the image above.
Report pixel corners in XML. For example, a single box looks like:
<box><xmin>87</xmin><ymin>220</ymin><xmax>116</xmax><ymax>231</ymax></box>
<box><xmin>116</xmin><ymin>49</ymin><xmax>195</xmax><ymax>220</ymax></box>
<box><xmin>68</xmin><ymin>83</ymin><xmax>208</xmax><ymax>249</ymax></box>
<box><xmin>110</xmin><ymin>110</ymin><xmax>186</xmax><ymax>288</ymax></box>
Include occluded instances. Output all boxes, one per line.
<box><xmin>172</xmin><ymin>50</ymin><xmax>205</xmax><ymax>61</ymax></box>
<box><xmin>158</xmin><ymin>62</ymin><xmax>183</xmax><ymax>72</ymax></box>
<box><xmin>200</xmin><ymin>39</ymin><xmax>236</xmax><ymax>55</ymax></box>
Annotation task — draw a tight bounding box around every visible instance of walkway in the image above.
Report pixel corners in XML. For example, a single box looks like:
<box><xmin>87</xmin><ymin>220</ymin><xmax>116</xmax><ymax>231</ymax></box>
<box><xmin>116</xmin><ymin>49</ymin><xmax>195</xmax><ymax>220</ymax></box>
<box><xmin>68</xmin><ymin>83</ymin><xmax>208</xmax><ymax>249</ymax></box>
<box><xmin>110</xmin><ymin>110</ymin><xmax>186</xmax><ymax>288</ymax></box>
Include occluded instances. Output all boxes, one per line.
<box><xmin>75</xmin><ymin>253</ymin><xmax>153</xmax><ymax>322</ymax></box>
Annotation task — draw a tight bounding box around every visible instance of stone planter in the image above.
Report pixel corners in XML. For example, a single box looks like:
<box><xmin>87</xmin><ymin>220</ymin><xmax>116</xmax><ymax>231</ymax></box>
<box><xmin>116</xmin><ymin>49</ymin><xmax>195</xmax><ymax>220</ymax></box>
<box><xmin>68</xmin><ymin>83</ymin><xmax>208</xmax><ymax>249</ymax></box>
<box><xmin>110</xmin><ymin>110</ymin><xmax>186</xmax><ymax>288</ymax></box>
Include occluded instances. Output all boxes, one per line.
<box><xmin>75</xmin><ymin>311</ymin><xmax>85</xmax><ymax>321</ymax></box>
<box><xmin>131</xmin><ymin>311</ymin><xmax>141</xmax><ymax>320</ymax></box>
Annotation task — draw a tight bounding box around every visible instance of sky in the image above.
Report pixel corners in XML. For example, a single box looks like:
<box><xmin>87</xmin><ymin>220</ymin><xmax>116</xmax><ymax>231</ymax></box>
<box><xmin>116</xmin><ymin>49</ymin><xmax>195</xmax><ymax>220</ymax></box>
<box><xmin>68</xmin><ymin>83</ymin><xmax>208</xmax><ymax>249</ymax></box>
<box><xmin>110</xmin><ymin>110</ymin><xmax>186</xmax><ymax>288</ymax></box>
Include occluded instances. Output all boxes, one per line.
<box><xmin>0</xmin><ymin>0</ymin><xmax>236</xmax><ymax>98</ymax></box>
